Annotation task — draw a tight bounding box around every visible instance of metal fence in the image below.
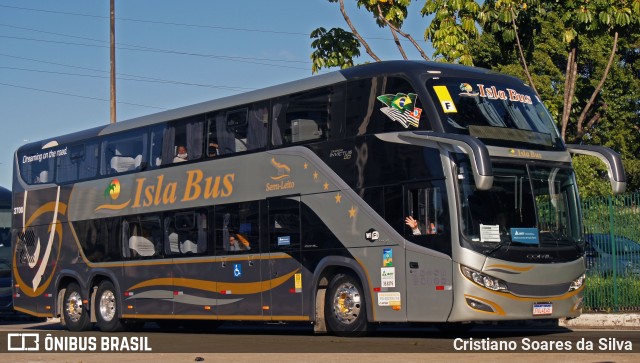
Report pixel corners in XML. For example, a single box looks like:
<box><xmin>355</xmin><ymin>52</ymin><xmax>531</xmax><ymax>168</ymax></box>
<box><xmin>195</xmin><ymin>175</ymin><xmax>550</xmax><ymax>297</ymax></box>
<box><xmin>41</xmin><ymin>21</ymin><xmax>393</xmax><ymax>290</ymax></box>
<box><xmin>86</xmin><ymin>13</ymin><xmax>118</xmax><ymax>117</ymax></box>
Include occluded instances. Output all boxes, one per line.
<box><xmin>581</xmin><ymin>191</ymin><xmax>640</xmax><ymax>312</ymax></box>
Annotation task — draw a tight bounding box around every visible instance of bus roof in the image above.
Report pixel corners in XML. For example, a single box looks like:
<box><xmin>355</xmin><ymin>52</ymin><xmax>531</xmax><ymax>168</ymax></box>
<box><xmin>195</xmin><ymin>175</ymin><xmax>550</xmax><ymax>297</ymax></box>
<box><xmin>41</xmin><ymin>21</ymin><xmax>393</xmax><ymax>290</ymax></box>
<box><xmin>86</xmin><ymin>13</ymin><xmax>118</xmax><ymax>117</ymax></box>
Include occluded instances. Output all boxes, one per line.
<box><xmin>16</xmin><ymin>60</ymin><xmax>521</xmax><ymax>153</ymax></box>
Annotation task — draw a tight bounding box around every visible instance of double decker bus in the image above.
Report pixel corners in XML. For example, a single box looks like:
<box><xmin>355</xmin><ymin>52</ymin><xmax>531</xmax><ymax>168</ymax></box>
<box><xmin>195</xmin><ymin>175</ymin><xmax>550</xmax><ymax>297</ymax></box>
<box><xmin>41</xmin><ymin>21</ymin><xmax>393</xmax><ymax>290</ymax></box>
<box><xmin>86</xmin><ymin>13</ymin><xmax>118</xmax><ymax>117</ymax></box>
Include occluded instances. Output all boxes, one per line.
<box><xmin>11</xmin><ymin>61</ymin><xmax>625</xmax><ymax>335</ymax></box>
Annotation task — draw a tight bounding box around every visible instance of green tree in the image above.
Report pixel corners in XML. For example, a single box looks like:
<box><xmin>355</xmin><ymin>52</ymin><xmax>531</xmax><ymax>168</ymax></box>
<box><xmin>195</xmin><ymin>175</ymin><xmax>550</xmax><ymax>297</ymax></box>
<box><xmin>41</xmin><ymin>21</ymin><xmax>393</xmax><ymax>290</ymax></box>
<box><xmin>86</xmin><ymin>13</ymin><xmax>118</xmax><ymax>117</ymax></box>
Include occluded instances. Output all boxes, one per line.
<box><xmin>312</xmin><ymin>0</ymin><xmax>640</xmax><ymax>193</ymax></box>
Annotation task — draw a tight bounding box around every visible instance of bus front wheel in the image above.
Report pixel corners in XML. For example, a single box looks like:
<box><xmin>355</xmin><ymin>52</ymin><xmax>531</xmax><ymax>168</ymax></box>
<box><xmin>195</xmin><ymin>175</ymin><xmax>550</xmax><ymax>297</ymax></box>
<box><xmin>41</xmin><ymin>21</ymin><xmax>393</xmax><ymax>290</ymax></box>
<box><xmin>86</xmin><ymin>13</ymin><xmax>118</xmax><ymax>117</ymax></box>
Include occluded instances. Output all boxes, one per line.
<box><xmin>324</xmin><ymin>273</ymin><xmax>371</xmax><ymax>337</ymax></box>
<box><xmin>63</xmin><ymin>282</ymin><xmax>92</xmax><ymax>331</ymax></box>
<box><xmin>95</xmin><ymin>280</ymin><xmax>125</xmax><ymax>332</ymax></box>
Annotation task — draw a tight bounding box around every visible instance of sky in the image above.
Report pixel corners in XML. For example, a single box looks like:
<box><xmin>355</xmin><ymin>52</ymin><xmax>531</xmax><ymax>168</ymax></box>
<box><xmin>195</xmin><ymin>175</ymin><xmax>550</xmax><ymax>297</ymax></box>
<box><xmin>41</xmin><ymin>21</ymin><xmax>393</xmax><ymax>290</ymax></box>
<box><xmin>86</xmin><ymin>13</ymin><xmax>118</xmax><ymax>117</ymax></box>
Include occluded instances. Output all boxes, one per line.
<box><xmin>0</xmin><ymin>0</ymin><xmax>435</xmax><ymax>189</ymax></box>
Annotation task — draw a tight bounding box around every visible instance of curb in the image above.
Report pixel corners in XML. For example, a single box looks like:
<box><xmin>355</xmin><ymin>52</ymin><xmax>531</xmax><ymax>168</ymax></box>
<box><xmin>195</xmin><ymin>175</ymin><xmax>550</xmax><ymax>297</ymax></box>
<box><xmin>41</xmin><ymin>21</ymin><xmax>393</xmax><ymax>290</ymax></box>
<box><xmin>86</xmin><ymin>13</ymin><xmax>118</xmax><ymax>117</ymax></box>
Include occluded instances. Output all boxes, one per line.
<box><xmin>560</xmin><ymin>313</ymin><xmax>640</xmax><ymax>329</ymax></box>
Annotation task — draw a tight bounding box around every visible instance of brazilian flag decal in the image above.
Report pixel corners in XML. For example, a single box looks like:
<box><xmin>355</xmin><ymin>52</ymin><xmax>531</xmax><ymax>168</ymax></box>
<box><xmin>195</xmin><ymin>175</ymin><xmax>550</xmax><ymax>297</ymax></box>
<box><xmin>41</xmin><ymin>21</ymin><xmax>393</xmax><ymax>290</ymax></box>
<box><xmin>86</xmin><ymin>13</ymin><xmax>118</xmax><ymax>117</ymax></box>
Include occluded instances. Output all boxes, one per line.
<box><xmin>377</xmin><ymin>93</ymin><xmax>422</xmax><ymax>128</ymax></box>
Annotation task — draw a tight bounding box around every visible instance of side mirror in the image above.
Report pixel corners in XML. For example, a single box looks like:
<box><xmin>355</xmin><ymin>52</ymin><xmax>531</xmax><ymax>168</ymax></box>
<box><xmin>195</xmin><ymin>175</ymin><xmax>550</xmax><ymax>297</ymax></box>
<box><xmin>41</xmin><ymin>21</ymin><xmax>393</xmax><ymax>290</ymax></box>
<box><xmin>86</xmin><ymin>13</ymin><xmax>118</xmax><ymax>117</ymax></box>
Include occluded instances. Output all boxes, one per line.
<box><xmin>566</xmin><ymin>144</ymin><xmax>626</xmax><ymax>194</ymax></box>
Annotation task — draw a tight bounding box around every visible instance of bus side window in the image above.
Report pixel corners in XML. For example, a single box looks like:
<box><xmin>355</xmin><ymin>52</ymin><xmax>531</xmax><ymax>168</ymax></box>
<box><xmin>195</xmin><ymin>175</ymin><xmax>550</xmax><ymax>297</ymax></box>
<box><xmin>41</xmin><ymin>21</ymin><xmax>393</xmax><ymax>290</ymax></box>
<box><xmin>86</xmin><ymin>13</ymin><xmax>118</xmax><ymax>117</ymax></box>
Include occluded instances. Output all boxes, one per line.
<box><xmin>19</xmin><ymin>149</ymin><xmax>56</xmax><ymax>184</ymax></box>
<box><xmin>159</xmin><ymin>115</ymin><xmax>204</xmax><ymax>165</ymax></box>
<box><xmin>101</xmin><ymin>131</ymin><xmax>147</xmax><ymax>175</ymax></box>
<box><xmin>406</xmin><ymin>187</ymin><xmax>443</xmax><ymax>236</ymax></box>
<box><xmin>123</xmin><ymin>216</ymin><xmax>162</xmax><ymax>259</ymax></box>
<box><xmin>215</xmin><ymin>202</ymin><xmax>258</xmax><ymax>254</ymax></box>
<box><xmin>271</xmin><ymin>86</ymin><xmax>336</xmax><ymax>147</ymax></box>
<box><xmin>164</xmin><ymin>210</ymin><xmax>208</xmax><ymax>256</ymax></box>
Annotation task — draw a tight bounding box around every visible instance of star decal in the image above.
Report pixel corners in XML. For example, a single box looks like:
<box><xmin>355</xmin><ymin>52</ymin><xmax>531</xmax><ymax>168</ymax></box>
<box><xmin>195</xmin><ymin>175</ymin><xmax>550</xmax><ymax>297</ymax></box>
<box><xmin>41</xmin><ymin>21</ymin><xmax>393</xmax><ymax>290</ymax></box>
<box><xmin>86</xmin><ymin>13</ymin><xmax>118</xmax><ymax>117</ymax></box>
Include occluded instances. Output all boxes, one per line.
<box><xmin>335</xmin><ymin>193</ymin><xmax>342</xmax><ymax>203</ymax></box>
<box><xmin>313</xmin><ymin>171</ymin><xmax>319</xmax><ymax>180</ymax></box>
<box><xmin>304</xmin><ymin>162</ymin><xmax>308</xmax><ymax>169</ymax></box>
<box><xmin>323</xmin><ymin>182</ymin><xmax>329</xmax><ymax>190</ymax></box>
<box><xmin>348</xmin><ymin>206</ymin><xmax>357</xmax><ymax>218</ymax></box>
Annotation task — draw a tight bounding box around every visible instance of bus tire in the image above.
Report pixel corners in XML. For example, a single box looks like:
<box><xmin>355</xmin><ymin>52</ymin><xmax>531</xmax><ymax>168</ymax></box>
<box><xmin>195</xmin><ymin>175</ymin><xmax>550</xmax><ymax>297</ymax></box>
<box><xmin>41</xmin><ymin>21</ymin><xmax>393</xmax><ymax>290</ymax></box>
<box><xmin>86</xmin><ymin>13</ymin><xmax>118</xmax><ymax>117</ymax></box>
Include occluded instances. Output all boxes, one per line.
<box><xmin>324</xmin><ymin>272</ymin><xmax>371</xmax><ymax>337</ymax></box>
<box><xmin>95</xmin><ymin>280</ymin><xmax>125</xmax><ymax>332</ymax></box>
<box><xmin>62</xmin><ymin>282</ymin><xmax>92</xmax><ymax>331</ymax></box>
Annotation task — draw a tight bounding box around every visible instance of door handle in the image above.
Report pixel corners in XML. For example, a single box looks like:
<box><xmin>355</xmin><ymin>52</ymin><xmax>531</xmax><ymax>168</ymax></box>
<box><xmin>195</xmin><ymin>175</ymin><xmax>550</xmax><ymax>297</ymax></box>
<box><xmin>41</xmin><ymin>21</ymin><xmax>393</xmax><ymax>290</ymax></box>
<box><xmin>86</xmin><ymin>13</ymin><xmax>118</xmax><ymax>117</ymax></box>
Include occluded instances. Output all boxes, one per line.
<box><xmin>409</xmin><ymin>262</ymin><xmax>419</xmax><ymax>269</ymax></box>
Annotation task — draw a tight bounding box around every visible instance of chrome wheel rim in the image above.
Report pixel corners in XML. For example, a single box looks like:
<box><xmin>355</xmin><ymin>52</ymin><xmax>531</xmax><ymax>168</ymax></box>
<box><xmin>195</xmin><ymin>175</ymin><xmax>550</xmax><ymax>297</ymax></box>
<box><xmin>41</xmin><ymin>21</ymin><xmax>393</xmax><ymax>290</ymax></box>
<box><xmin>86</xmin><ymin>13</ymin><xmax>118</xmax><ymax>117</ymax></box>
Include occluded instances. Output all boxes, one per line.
<box><xmin>66</xmin><ymin>291</ymin><xmax>84</xmax><ymax>323</ymax></box>
<box><xmin>331</xmin><ymin>282</ymin><xmax>361</xmax><ymax>325</ymax></box>
<box><xmin>99</xmin><ymin>290</ymin><xmax>116</xmax><ymax>322</ymax></box>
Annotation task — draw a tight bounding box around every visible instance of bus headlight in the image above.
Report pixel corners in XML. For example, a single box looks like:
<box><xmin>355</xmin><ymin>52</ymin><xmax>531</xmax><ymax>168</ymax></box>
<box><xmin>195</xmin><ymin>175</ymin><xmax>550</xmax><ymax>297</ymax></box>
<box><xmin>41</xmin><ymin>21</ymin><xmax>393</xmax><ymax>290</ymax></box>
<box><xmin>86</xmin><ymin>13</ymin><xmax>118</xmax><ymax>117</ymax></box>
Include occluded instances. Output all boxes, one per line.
<box><xmin>460</xmin><ymin>266</ymin><xmax>509</xmax><ymax>292</ymax></box>
<box><xmin>569</xmin><ymin>274</ymin><xmax>585</xmax><ymax>292</ymax></box>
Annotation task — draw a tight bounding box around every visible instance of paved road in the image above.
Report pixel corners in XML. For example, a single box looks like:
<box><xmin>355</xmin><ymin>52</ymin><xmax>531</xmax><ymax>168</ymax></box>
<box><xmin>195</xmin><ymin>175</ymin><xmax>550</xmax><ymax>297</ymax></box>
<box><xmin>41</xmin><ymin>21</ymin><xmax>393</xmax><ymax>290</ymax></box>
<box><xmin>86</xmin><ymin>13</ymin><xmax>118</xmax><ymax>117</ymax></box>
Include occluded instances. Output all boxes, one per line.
<box><xmin>0</xmin><ymin>319</ymin><xmax>638</xmax><ymax>362</ymax></box>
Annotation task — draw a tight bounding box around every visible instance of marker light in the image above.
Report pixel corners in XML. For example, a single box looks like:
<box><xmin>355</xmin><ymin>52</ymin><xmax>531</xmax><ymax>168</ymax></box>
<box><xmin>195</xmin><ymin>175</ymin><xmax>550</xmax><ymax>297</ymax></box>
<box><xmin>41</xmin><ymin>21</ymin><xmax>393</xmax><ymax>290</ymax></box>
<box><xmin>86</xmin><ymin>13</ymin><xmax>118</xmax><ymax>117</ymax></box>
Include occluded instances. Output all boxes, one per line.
<box><xmin>460</xmin><ymin>266</ymin><xmax>509</xmax><ymax>292</ymax></box>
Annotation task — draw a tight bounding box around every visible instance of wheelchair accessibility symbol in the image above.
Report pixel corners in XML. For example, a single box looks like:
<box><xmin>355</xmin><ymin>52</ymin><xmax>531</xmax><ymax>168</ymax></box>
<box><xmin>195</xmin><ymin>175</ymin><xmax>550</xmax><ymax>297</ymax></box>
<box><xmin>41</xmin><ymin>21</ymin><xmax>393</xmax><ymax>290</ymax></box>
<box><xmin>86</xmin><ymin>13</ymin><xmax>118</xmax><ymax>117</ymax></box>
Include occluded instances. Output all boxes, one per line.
<box><xmin>233</xmin><ymin>263</ymin><xmax>242</xmax><ymax>278</ymax></box>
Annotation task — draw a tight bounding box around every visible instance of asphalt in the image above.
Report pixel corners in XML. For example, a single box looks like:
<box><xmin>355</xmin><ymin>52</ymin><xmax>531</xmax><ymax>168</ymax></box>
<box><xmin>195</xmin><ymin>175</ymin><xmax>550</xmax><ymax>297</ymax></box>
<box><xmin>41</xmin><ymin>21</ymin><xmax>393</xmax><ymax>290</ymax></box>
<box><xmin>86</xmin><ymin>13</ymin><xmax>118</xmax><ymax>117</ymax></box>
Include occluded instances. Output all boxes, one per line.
<box><xmin>560</xmin><ymin>313</ymin><xmax>640</xmax><ymax>329</ymax></box>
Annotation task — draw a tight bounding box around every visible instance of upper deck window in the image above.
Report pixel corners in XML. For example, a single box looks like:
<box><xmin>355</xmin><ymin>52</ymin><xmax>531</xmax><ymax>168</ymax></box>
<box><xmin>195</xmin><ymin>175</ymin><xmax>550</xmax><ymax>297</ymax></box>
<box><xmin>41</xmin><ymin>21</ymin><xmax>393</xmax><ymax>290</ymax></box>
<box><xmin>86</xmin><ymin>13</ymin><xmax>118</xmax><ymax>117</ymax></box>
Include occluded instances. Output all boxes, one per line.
<box><xmin>18</xmin><ymin>146</ymin><xmax>59</xmax><ymax>184</ymax></box>
<box><xmin>271</xmin><ymin>86</ymin><xmax>344</xmax><ymax>147</ymax></box>
<box><xmin>101</xmin><ymin>131</ymin><xmax>148</xmax><ymax>175</ymax></box>
<box><xmin>208</xmin><ymin>102</ymin><xmax>268</xmax><ymax>156</ymax></box>
<box><xmin>56</xmin><ymin>141</ymin><xmax>99</xmax><ymax>183</ymax></box>
<box><xmin>427</xmin><ymin>78</ymin><xmax>564</xmax><ymax>150</ymax></box>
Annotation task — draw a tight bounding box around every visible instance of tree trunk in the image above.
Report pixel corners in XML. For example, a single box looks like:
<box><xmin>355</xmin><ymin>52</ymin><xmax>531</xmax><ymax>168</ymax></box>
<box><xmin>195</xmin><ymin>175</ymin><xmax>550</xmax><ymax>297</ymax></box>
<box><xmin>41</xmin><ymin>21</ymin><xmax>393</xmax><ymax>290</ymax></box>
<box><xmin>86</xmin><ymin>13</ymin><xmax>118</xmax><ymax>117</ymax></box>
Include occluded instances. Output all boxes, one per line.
<box><xmin>338</xmin><ymin>0</ymin><xmax>381</xmax><ymax>62</ymax></box>
<box><xmin>378</xmin><ymin>5</ymin><xmax>407</xmax><ymax>60</ymax></box>
<box><xmin>574</xmin><ymin>32</ymin><xmax>619</xmax><ymax>142</ymax></box>
<box><xmin>510</xmin><ymin>8</ymin><xmax>539</xmax><ymax>98</ymax></box>
<box><xmin>561</xmin><ymin>47</ymin><xmax>578</xmax><ymax>141</ymax></box>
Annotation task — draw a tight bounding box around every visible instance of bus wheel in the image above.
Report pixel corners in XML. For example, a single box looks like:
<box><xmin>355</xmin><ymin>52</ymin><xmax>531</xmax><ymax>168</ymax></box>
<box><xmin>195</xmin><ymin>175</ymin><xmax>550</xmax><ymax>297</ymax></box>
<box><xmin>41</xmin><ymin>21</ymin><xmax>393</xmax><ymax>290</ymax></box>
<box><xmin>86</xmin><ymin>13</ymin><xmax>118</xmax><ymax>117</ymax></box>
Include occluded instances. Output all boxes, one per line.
<box><xmin>325</xmin><ymin>273</ymin><xmax>371</xmax><ymax>337</ymax></box>
<box><xmin>63</xmin><ymin>282</ymin><xmax>92</xmax><ymax>331</ymax></box>
<box><xmin>95</xmin><ymin>281</ymin><xmax>125</xmax><ymax>332</ymax></box>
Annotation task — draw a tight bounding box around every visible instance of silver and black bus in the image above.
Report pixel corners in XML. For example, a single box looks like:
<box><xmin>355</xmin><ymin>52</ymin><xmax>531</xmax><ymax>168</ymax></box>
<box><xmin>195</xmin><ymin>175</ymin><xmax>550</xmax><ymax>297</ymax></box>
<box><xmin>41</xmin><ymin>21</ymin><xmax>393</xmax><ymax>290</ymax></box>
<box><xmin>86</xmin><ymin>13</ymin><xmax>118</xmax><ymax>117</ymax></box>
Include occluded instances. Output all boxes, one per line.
<box><xmin>11</xmin><ymin>61</ymin><xmax>625</xmax><ymax>335</ymax></box>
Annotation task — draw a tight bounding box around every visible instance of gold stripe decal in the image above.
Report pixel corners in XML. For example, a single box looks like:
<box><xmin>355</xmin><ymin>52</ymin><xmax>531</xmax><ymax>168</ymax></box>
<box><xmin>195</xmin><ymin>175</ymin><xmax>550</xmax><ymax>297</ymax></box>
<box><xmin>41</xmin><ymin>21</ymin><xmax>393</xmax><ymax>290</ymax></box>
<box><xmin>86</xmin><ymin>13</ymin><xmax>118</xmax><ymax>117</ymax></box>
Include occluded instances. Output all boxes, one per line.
<box><xmin>94</xmin><ymin>200</ymin><xmax>131</xmax><ymax>212</ymax></box>
<box><xmin>485</xmin><ymin>264</ymin><xmax>533</xmax><ymax>272</ymax></box>
<box><xmin>128</xmin><ymin>268</ymin><xmax>300</xmax><ymax>295</ymax></box>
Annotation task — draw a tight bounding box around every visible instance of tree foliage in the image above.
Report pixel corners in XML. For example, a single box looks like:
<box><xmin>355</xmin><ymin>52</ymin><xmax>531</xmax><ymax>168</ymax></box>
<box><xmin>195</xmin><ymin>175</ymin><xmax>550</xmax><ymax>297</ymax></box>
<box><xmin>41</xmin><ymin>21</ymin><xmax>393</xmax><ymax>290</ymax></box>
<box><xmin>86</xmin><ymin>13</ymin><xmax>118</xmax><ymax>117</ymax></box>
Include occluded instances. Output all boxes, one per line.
<box><xmin>311</xmin><ymin>27</ymin><xmax>361</xmax><ymax>73</ymax></box>
<box><xmin>311</xmin><ymin>0</ymin><xmax>640</xmax><ymax>193</ymax></box>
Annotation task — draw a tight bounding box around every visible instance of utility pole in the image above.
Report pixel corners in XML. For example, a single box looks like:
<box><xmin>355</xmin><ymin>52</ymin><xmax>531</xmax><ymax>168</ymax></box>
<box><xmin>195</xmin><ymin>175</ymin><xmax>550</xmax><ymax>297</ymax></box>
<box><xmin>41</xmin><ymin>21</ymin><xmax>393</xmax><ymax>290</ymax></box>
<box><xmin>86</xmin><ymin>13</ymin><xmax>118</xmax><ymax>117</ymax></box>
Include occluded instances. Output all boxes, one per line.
<box><xmin>110</xmin><ymin>0</ymin><xmax>116</xmax><ymax>123</ymax></box>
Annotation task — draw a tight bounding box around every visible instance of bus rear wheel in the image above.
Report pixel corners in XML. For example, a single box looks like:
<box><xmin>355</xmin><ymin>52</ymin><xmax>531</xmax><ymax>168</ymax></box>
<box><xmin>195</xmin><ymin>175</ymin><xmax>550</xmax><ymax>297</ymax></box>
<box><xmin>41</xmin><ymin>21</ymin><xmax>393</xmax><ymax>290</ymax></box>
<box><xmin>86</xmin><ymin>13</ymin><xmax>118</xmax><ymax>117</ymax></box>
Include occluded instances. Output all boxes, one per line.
<box><xmin>95</xmin><ymin>280</ymin><xmax>124</xmax><ymax>332</ymax></box>
<box><xmin>324</xmin><ymin>273</ymin><xmax>371</xmax><ymax>337</ymax></box>
<box><xmin>63</xmin><ymin>282</ymin><xmax>92</xmax><ymax>331</ymax></box>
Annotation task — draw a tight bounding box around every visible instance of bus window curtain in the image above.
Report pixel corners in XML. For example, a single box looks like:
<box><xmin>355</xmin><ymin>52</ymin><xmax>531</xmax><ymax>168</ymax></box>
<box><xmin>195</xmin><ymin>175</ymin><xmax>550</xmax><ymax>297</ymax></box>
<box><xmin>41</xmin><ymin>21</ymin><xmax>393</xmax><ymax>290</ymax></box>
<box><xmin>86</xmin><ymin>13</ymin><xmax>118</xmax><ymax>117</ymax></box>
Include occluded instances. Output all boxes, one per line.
<box><xmin>80</xmin><ymin>142</ymin><xmax>99</xmax><ymax>179</ymax></box>
<box><xmin>197</xmin><ymin>212</ymin><xmax>207</xmax><ymax>254</ymax></box>
<box><xmin>121</xmin><ymin>220</ymin><xmax>130</xmax><ymax>259</ymax></box>
<box><xmin>186</xmin><ymin>120</ymin><xmax>203</xmax><ymax>160</ymax></box>
<box><xmin>216</xmin><ymin>114</ymin><xmax>235</xmax><ymax>155</ymax></box>
<box><xmin>247</xmin><ymin>105</ymin><xmax>268</xmax><ymax>150</ymax></box>
<box><xmin>56</xmin><ymin>154</ymin><xmax>76</xmax><ymax>183</ymax></box>
<box><xmin>271</xmin><ymin>102</ymin><xmax>285</xmax><ymax>146</ymax></box>
<box><xmin>161</xmin><ymin>127</ymin><xmax>176</xmax><ymax>165</ymax></box>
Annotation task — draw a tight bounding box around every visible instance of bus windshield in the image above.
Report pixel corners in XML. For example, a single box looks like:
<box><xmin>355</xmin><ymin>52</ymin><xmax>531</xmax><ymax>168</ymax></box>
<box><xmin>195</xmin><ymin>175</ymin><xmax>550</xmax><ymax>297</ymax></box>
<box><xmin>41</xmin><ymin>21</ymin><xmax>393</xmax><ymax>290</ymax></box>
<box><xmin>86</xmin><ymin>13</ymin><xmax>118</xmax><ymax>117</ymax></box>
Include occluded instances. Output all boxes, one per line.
<box><xmin>426</xmin><ymin>78</ymin><xmax>564</xmax><ymax>151</ymax></box>
<box><xmin>457</xmin><ymin>159</ymin><xmax>582</xmax><ymax>253</ymax></box>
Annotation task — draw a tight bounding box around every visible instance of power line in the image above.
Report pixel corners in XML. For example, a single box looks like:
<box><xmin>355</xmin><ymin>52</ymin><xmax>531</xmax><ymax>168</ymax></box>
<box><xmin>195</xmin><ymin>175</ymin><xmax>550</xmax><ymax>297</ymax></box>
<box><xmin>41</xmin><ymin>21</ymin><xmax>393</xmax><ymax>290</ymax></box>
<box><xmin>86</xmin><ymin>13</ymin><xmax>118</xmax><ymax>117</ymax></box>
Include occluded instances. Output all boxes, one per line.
<box><xmin>0</xmin><ymin>23</ymin><xmax>310</xmax><ymax>64</ymax></box>
<box><xmin>0</xmin><ymin>3</ymin><xmax>402</xmax><ymax>41</ymax></box>
<box><xmin>0</xmin><ymin>65</ymin><xmax>255</xmax><ymax>91</ymax></box>
<box><xmin>0</xmin><ymin>81</ymin><xmax>166</xmax><ymax>110</ymax></box>
<box><xmin>0</xmin><ymin>34</ymin><xmax>310</xmax><ymax>70</ymax></box>
<box><xmin>0</xmin><ymin>53</ymin><xmax>256</xmax><ymax>90</ymax></box>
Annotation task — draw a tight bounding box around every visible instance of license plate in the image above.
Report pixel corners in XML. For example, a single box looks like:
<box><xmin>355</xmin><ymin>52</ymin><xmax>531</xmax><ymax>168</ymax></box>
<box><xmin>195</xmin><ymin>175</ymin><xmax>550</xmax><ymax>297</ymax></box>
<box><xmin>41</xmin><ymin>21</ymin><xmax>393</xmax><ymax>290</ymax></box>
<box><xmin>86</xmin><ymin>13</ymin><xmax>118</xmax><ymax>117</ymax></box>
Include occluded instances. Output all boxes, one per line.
<box><xmin>533</xmin><ymin>303</ymin><xmax>553</xmax><ymax>316</ymax></box>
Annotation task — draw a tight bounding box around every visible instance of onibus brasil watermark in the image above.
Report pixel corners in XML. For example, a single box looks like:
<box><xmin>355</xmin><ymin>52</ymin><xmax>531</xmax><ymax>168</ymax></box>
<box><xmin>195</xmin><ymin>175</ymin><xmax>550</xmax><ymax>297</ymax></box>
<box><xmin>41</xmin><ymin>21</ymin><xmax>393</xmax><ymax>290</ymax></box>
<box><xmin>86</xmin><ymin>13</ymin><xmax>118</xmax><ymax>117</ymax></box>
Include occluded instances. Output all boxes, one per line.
<box><xmin>7</xmin><ymin>333</ymin><xmax>152</xmax><ymax>352</ymax></box>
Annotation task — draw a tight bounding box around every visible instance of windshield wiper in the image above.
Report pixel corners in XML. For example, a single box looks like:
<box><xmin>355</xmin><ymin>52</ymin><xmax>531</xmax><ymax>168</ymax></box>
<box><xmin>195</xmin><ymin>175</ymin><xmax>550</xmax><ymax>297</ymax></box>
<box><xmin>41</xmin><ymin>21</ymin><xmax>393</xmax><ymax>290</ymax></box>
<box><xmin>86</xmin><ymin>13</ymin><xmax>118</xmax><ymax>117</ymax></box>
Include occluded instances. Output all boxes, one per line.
<box><xmin>540</xmin><ymin>231</ymin><xmax>576</xmax><ymax>246</ymax></box>
<box><xmin>485</xmin><ymin>238</ymin><xmax>512</xmax><ymax>257</ymax></box>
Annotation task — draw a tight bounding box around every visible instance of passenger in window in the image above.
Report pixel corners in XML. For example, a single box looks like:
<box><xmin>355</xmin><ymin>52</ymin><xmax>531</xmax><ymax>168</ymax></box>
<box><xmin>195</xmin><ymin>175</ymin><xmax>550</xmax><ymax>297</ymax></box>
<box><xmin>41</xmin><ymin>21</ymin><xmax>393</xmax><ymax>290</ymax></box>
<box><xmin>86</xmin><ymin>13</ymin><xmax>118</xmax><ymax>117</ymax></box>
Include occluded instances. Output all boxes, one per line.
<box><xmin>208</xmin><ymin>142</ymin><xmax>219</xmax><ymax>157</ymax></box>
<box><xmin>405</xmin><ymin>216</ymin><xmax>436</xmax><ymax>236</ymax></box>
<box><xmin>228</xmin><ymin>231</ymin><xmax>250</xmax><ymax>251</ymax></box>
<box><xmin>173</xmin><ymin>145</ymin><xmax>188</xmax><ymax>163</ymax></box>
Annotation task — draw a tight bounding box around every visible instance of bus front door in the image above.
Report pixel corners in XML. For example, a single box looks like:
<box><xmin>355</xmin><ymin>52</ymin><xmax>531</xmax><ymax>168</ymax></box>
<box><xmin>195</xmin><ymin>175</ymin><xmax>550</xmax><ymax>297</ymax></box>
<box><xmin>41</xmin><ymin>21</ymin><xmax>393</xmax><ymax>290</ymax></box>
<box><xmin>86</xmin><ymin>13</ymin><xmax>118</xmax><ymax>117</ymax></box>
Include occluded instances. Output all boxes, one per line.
<box><xmin>264</xmin><ymin>197</ymin><xmax>303</xmax><ymax>320</ymax></box>
<box><xmin>403</xmin><ymin>182</ymin><xmax>454</xmax><ymax>322</ymax></box>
